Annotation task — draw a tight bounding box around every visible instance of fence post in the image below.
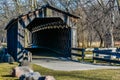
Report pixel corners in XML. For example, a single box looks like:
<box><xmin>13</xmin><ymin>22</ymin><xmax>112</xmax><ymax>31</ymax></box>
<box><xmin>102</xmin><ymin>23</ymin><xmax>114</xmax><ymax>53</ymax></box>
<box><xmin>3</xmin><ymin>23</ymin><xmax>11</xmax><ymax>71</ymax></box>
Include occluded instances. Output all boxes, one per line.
<box><xmin>93</xmin><ymin>48</ymin><xmax>99</xmax><ymax>63</ymax></box>
<box><xmin>81</xmin><ymin>49</ymin><xmax>85</xmax><ymax>62</ymax></box>
<box><xmin>93</xmin><ymin>51</ymin><xmax>96</xmax><ymax>63</ymax></box>
<box><xmin>109</xmin><ymin>52</ymin><xmax>112</xmax><ymax>65</ymax></box>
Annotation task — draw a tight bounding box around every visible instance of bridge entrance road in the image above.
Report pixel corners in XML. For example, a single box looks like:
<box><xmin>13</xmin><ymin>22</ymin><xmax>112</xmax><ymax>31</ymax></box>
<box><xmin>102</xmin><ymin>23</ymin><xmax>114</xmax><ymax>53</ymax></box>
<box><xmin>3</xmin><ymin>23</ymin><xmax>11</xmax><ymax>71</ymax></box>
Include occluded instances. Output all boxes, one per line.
<box><xmin>32</xmin><ymin>57</ymin><xmax>120</xmax><ymax>71</ymax></box>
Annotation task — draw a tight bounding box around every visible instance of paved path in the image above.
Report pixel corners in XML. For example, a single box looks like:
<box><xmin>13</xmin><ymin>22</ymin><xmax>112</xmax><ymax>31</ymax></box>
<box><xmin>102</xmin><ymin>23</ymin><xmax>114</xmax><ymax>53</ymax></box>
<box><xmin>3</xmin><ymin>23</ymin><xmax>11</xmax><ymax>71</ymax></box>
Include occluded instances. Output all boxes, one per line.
<box><xmin>32</xmin><ymin>57</ymin><xmax>120</xmax><ymax>71</ymax></box>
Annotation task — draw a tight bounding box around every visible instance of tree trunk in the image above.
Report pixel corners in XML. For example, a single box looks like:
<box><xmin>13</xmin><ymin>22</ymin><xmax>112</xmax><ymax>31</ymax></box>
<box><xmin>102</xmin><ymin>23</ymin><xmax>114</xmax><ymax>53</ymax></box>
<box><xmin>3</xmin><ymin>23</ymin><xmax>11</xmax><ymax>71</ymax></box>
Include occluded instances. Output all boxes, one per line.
<box><xmin>93</xmin><ymin>26</ymin><xmax>104</xmax><ymax>47</ymax></box>
<box><xmin>104</xmin><ymin>29</ymin><xmax>114</xmax><ymax>48</ymax></box>
<box><xmin>99</xmin><ymin>33</ymin><xmax>104</xmax><ymax>47</ymax></box>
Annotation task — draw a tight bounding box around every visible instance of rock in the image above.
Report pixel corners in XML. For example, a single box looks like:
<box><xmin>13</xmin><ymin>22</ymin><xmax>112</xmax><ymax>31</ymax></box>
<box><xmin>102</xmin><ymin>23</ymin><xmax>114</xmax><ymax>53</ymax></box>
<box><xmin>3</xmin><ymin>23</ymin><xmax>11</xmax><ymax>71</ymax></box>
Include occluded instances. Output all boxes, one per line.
<box><xmin>4</xmin><ymin>53</ymin><xmax>14</xmax><ymax>63</ymax></box>
<box><xmin>9</xmin><ymin>56</ymin><xmax>14</xmax><ymax>64</ymax></box>
<box><xmin>39</xmin><ymin>77</ymin><xmax>45</xmax><ymax>80</ymax></box>
<box><xmin>11</xmin><ymin>67</ymin><xmax>23</xmax><ymax>78</ymax></box>
<box><xmin>19</xmin><ymin>60</ymin><xmax>31</xmax><ymax>67</ymax></box>
<box><xmin>39</xmin><ymin>76</ymin><xmax>55</xmax><ymax>80</ymax></box>
<box><xmin>19</xmin><ymin>72</ymin><xmax>41</xmax><ymax>80</ymax></box>
<box><xmin>45</xmin><ymin>76</ymin><xmax>56</xmax><ymax>80</ymax></box>
<box><xmin>11</xmin><ymin>66</ymin><xmax>33</xmax><ymax>78</ymax></box>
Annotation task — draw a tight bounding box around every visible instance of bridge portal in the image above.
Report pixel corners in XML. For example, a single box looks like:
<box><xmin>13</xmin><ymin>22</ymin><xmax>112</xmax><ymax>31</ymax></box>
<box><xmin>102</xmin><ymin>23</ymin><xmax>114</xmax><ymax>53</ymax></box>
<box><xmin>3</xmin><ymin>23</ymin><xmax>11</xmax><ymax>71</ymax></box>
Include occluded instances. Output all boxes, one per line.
<box><xmin>26</xmin><ymin>18</ymin><xmax>71</xmax><ymax>57</ymax></box>
<box><xmin>5</xmin><ymin>4</ymin><xmax>79</xmax><ymax>61</ymax></box>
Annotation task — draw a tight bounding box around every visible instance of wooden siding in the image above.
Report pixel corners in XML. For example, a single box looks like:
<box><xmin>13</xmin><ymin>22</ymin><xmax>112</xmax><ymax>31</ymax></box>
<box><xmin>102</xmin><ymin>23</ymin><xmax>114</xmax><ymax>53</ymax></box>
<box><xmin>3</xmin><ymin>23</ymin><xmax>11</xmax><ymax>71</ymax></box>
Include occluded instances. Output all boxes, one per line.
<box><xmin>7</xmin><ymin>22</ymin><xmax>18</xmax><ymax>61</ymax></box>
<box><xmin>45</xmin><ymin>7</ymin><xmax>78</xmax><ymax>27</ymax></box>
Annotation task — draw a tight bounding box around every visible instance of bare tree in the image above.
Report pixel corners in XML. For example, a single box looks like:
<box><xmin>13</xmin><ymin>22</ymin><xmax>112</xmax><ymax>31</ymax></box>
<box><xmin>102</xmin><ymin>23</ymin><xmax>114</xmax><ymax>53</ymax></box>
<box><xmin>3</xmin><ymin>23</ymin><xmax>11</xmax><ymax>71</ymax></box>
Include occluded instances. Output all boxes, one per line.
<box><xmin>0</xmin><ymin>0</ymin><xmax>120</xmax><ymax>48</ymax></box>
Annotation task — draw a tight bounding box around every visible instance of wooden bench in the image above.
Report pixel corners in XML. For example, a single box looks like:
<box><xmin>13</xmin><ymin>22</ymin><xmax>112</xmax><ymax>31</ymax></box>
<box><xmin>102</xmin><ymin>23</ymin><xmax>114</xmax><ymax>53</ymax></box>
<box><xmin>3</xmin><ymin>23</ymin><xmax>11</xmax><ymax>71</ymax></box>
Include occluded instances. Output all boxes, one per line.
<box><xmin>71</xmin><ymin>48</ymin><xmax>85</xmax><ymax>61</ymax></box>
<box><xmin>93</xmin><ymin>50</ymin><xmax>120</xmax><ymax>64</ymax></box>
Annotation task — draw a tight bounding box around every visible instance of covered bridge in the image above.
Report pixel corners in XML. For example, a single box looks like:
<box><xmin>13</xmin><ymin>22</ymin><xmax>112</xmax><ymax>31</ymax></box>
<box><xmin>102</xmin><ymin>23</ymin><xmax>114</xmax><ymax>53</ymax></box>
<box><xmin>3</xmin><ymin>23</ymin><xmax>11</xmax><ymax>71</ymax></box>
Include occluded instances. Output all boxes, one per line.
<box><xmin>5</xmin><ymin>4</ymin><xmax>79</xmax><ymax>61</ymax></box>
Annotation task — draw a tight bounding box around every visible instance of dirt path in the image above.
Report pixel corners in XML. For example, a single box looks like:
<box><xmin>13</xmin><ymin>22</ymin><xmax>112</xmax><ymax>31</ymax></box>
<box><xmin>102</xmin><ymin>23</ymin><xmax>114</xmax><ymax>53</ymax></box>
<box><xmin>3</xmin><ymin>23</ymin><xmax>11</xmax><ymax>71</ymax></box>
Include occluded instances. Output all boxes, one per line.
<box><xmin>32</xmin><ymin>57</ymin><xmax>120</xmax><ymax>71</ymax></box>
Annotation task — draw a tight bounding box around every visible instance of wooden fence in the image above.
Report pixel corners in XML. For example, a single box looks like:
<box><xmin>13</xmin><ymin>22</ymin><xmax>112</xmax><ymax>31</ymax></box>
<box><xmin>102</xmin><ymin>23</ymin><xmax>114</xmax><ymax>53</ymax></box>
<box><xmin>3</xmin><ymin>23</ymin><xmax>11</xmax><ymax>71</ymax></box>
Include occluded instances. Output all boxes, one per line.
<box><xmin>71</xmin><ymin>48</ymin><xmax>85</xmax><ymax>61</ymax></box>
<box><xmin>93</xmin><ymin>50</ymin><xmax>120</xmax><ymax>64</ymax></box>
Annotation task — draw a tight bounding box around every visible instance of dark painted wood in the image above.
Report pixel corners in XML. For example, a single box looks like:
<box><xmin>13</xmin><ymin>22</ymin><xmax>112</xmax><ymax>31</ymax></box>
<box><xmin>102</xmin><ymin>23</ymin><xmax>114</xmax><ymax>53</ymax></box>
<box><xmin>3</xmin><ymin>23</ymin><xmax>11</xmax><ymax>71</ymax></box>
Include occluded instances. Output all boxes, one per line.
<box><xmin>7</xmin><ymin>22</ymin><xmax>18</xmax><ymax>61</ymax></box>
<box><xmin>71</xmin><ymin>48</ymin><xmax>85</xmax><ymax>61</ymax></box>
<box><xmin>93</xmin><ymin>57</ymin><xmax>120</xmax><ymax>64</ymax></box>
<box><xmin>93</xmin><ymin>50</ymin><xmax>120</xmax><ymax>64</ymax></box>
<box><xmin>93</xmin><ymin>50</ymin><xmax>120</xmax><ymax>57</ymax></box>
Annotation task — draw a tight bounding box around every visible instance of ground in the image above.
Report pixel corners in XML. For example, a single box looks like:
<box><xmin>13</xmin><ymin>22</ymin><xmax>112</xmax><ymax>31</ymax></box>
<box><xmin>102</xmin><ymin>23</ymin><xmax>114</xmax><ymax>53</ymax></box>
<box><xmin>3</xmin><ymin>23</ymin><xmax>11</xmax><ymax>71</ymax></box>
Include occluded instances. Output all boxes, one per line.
<box><xmin>32</xmin><ymin>57</ymin><xmax>120</xmax><ymax>71</ymax></box>
<box><xmin>0</xmin><ymin>50</ymin><xmax>120</xmax><ymax>80</ymax></box>
<box><xmin>0</xmin><ymin>62</ymin><xmax>120</xmax><ymax>80</ymax></box>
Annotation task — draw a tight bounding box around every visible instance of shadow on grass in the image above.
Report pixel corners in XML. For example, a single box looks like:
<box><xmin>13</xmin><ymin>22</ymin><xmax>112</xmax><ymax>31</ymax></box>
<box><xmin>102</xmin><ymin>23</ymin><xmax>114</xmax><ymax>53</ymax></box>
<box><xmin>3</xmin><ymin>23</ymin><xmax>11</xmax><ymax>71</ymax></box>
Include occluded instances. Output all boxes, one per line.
<box><xmin>2</xmin><ymin>75</ymin><xmax>13</xmax><ymax>77</ymax></box>
<box><xmin>2</xmin><ymin>75</ymin><xmax>18</xmax><ymax>80</ymax></box>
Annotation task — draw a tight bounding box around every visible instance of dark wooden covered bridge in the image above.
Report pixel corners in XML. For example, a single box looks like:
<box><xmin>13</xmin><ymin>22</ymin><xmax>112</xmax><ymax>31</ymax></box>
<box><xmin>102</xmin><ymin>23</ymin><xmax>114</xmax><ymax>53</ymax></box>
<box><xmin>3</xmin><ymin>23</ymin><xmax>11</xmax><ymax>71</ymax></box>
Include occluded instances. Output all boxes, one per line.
<box><xmin>5</xmin><ymin>4</ymin><xmax>79</xmax><ymax>61</ymax></box>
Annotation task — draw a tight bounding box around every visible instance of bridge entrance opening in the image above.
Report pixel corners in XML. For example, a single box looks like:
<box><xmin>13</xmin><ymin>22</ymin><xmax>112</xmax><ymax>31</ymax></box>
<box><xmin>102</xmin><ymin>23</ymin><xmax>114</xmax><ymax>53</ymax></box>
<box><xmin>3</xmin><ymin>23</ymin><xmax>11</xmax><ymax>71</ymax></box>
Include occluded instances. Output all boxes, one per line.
<box><xmin>26</xmin><ymin>17</ymin><xmax>71</xmax><ymax>57</ymax></box>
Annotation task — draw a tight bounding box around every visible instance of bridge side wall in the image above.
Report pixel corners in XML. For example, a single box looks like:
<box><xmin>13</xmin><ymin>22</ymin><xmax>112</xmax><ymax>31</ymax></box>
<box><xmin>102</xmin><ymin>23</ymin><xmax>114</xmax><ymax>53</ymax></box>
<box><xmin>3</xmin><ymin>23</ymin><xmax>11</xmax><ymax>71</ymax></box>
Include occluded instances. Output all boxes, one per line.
<box><xmin>16</xmin><ymin>8</ymin><xmax>46</xmax><ymax>61</ymax></box>
<box><xmin>7</xmin><ymin>22</ymin><xmax>18</xmax><ymax>61</ymax></box>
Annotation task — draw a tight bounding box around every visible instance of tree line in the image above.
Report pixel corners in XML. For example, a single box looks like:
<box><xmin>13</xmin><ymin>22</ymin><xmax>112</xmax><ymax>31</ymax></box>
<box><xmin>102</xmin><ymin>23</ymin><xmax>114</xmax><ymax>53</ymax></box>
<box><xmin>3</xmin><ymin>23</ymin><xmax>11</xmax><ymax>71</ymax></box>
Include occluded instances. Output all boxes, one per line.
<box><xmin>0</xmin><ymin>0</ymin><xmax>120</xmax><ymax>48</ymax></box>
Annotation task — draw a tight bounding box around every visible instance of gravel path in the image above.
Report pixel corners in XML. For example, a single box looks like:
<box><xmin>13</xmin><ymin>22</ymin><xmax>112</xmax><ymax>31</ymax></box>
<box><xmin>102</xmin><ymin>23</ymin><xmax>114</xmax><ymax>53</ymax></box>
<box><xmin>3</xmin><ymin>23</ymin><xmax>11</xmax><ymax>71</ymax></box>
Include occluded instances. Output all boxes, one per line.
<box><xmin>32</xmin><ymin>57</ymin><xmax>120</xmax><ymax>71</ymax></box>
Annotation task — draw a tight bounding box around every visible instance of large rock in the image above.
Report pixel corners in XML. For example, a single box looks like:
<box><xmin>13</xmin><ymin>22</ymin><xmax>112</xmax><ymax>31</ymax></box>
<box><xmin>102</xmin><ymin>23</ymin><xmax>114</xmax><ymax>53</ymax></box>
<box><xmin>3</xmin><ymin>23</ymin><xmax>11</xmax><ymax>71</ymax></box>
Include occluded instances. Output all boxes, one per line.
<box><xmin>39</xmin><ymin>76</ymin><xmax>55</xmax><ymax>80</ymax></box>
<box><xmin>19</xmin><ymin>72</ymin><xmax>41</xmax><ymax>80</ymax></box>
<box><xmin>44</xmin><ymin>76</ymin><xmax>56</xmax><ymax>80</ymax></box>
<box><xmin>11</xmin><ymin>66</ymin><xmax>33</xmax><ymax>78</ymax></box>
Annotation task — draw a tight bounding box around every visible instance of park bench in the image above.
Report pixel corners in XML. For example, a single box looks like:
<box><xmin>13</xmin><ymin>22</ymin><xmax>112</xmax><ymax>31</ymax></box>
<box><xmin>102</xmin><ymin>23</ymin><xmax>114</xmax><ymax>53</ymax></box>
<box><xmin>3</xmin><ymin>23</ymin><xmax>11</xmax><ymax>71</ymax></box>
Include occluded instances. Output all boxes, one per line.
<box><xmin>71</xmin><ymin>48</ymin><xmax>85</xmax><ymax>61</ymax></box>
<box><xmin>93</xmin><ymin>50</ymin><xmax>120</xmax><ymax>64</ymax></box>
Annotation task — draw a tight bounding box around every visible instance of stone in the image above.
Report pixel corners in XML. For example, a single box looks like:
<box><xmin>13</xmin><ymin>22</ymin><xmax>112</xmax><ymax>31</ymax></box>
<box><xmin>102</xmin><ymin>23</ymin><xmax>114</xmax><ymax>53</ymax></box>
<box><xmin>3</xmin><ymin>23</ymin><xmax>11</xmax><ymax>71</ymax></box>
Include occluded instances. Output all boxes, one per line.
<box><xmin>11</xmin><ymin>66</ymin><xmax>33</xmax><ymax>78</ymax></box>
<box><xmin>19</xmin><ymin>72</ymin><xmax>41</xmax><ymax>80</ymax></box>
<box><xmin>4</xmin><ymin>53</ymin><xmax>14</xmax><ymax>63</ymax></box>
<box><xmin>45</xmin><ymin>76</ymin><xmax>56</xmax><ymax>80</ymax></box>
<box><xmin>39</xmin><ymin>76</ymin><xmax>56</xmax><ymax>80</ymax></box>
<box><xmin>19</xmin><ymin>60</ymin><xmax>31</xmax><ymax>67</ymax></box>
<box><xmin>39</xmin><ymin>77</ymin><xmax>45</xmax><ymax>80</ymax></box>
<box><xmin>11</xmin><ymin>67</ymin><xmax>23</xmax><ymax>78</ymax></box>
<box><xmin>9</xmin><ymin>56</ymin><xmax>14</xmax><ymax>64</ymax></box>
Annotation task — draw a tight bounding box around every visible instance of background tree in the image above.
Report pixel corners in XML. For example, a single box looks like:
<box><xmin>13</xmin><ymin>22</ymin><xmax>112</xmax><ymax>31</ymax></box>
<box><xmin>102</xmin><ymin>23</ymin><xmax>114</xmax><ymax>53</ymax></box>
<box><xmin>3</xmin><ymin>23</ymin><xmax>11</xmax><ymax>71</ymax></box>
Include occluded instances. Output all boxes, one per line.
<box><xmin>0</xmin><ymin>0</ymin><xmax>120</xmax><ymax>48</ymax></box>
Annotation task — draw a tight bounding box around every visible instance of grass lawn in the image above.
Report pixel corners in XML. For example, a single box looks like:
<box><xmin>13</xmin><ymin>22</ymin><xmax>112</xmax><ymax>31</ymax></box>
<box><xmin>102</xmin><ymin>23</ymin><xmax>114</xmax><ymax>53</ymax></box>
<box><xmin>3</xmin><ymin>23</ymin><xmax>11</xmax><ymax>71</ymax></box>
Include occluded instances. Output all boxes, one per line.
<box><xmin>0</xmin><ymin>63</ymin><xmax>18</xmax><ymax>80</ymax></box>
<box><xmin>0</xmin><ymin>63</ymin><xmax>120</xmax><ymax>80</ymax></box>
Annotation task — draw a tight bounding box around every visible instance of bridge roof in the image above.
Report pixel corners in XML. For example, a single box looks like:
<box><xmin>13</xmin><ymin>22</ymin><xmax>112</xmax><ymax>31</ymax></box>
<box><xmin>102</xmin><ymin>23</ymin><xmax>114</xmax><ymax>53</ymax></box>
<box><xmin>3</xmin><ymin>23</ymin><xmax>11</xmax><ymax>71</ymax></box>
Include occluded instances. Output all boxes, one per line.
<box><xmin>5</xmin><ymin>4</ymin><xmax>79</xmax><ymax>30</ymax></box>
<box><xmin>44</xmin><ymin>4</ymin><xmax>79</xmax><ymax>19</ymax></box>
<box><xmin>26</xmin><ymin>17</ymin><xmax>66</xmax><ymax>32</ymax></box>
